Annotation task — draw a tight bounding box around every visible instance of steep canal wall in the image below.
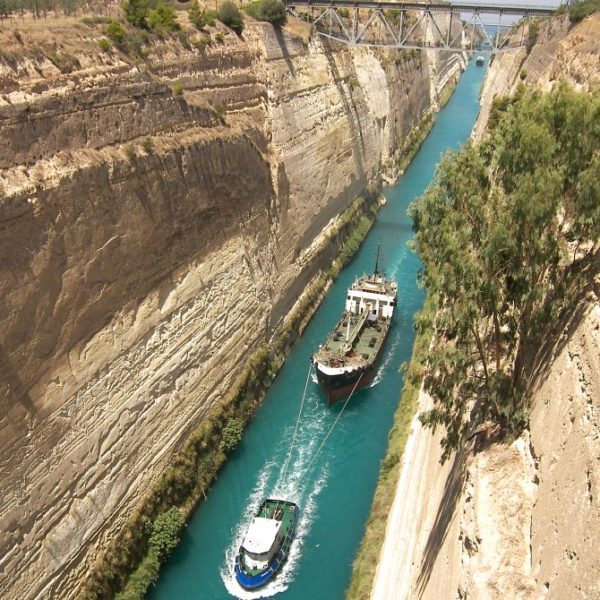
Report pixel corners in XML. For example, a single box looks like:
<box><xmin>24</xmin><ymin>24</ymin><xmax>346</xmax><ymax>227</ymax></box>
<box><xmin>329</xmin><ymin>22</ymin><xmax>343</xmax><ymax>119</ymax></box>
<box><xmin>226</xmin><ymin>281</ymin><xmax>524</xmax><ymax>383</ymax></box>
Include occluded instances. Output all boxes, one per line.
<box><xmin>370</xmin><ymin>12</ymin><xmax>600</xmax><ymax>600</ymax></box>
<box><xmin>0</xmin><ymin>13</ymin><xmax>462</xmax><ymax>599</ymax></box>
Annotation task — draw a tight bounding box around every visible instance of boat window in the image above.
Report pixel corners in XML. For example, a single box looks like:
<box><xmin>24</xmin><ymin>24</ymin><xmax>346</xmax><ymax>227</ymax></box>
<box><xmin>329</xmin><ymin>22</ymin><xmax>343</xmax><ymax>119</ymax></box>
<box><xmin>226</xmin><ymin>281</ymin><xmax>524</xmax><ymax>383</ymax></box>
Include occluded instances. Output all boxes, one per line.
<box><xmin>244</xmin><ymin>549</ymin><xmax>269</xmax><ymax>561</ymax></box>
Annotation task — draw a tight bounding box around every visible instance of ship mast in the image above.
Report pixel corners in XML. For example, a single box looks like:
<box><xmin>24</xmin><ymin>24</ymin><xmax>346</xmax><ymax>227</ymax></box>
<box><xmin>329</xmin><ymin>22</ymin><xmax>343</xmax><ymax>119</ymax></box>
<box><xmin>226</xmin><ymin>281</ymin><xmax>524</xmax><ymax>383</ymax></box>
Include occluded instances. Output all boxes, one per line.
<box><xmin>374</xmin><ymin>242</ymin><xmax>381</xmax><ymax>276</ymax></box>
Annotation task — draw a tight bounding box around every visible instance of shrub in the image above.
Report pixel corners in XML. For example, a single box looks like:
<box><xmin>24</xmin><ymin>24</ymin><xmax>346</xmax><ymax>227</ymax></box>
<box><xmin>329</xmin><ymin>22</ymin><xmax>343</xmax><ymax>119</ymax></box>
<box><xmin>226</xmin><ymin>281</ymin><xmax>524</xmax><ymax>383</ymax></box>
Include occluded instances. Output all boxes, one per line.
<box><xmin>148</xmin><ymin>507</ymin><xmax>185</xmax><ymax>561</ymax></box>
<box><xmin>147</xmin><ymin>3</ymin><xmax>181</xmax><ymax>33</ymax></box>
<box><xmin>526</xmin><ymin>19</ymin><xmax>539</xmax><ymax>54</ymax></box>
<box><xmin>188</xmin><ymin>0</ymin><xmax>206</xmax><ymax>29</ymax></box>
<box><xmin>98</xmin><ymin>37</ymin><xmax>111</xmax><ymax>51</ymax></box>
<box><xmin>220</xmin><ymin>418</ymin><xmax>244</xmax><ymax>452</ymax></box>
<box><xmin>568</xmin><ymin>0</ymin><xmax>600</xmax><ymax>22</ymax></box>
<box><xmin>172</xmin><ymin>82</ymin><xmax>184</xmax><ymax>95</ymax></box>
<box><xmin>243</xmin><ymin>0</ymin><xmax>286</xmax><ymax>26</ymax></box>
<box><xmin>142</xmin><ymin>138</ymin><xmax>154</xmax><ymax>153</ymax></box>
<box><xmin>212</xmin><ymin>103</ymin><xmax>225</xmax><ymax>120</ymax></box>
<box><xmin>106</xmin><ymin>20</ymin><xmax>127</xmax><ymax>44</ymax></box>
<box><xmin>192</xmin><ymin>34</ymin><xmax>211</xmax><ymax>50</ymax></box>
<box><xmin>214</xmin><ymin>31</ymin><xmax>224</xmax><ymax>42</ymax></box>
<box><xmin>82</xmin><ymin>15</ymin><xmax>113</xmax><ymax>25</ymax></box>
<box><xmin>217</xmin><ymin>0</ymin><xmax>243</xmax><ymax>33</ymax></box>
<box><xmin>124</xmin><ymin>0</ymin><xmax>152</xmax><ymax>28</ymax></box>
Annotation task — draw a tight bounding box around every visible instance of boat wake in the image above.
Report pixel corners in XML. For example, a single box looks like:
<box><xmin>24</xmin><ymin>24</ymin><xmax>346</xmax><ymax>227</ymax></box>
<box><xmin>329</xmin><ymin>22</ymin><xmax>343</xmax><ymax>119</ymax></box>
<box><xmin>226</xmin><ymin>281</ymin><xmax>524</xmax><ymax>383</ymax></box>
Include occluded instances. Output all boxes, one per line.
<box><xmin>220</xmin><ymin>394</ymin><xmax>329</xmax><ymax>598</ymax></box>
<box><xmin>370</xmin><ymin>332</ymin><xmax>401</xmax><ymax>388</ymax></box>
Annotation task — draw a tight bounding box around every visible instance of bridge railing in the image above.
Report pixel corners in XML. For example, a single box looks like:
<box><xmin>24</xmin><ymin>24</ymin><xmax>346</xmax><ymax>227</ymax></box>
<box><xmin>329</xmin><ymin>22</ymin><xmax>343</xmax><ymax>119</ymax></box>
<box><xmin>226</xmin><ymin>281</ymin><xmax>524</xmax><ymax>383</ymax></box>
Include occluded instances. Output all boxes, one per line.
<box><xmin>284</xmin><ymin>0</ymin><xmax>559</xmax><ymax>52</ymax></box>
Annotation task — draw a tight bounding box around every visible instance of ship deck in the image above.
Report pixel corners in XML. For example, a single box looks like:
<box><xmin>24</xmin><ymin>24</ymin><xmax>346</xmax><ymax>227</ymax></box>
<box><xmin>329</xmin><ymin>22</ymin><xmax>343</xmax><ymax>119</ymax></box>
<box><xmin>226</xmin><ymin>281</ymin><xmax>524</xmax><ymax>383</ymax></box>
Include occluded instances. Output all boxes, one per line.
<box><xmin>316</xmin><ymin>314</ymin><xmax>389</xmax><ymax>365</ymax></box>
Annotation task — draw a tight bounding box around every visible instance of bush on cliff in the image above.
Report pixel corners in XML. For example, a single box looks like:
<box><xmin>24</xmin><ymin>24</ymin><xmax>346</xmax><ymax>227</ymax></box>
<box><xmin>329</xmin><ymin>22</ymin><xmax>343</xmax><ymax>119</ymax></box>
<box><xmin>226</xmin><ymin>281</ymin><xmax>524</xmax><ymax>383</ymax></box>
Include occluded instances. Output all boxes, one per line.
<box><xmin>410</xmin><ymin>82</ymin><xmax>600</xmax><ymax>459</ymax></box>
<box><xmin>567</xmin><ymin>0</ymin><xmax>600</xmax><ymax>22</ymax></box>
<box><xmin>147</xmin><ymin>3</ymin><xmax>181</xmax><ymax>33</ymax></box>
<box><xmin>217</xmin><ymin>0</ymin><xmax>243</xmax><ymax>33</ymax></box>
<box><xmin>243</xmin><ymin>0</ymin><xmax>287</xmax><ymax>26</ymax></box>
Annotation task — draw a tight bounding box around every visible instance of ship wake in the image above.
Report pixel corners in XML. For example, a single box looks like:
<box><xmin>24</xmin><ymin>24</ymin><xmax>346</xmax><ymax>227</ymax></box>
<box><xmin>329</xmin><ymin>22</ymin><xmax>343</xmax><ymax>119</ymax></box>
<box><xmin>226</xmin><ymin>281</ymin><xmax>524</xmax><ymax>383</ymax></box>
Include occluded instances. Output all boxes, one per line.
<box><xmin>220</xmin><ymin>392</ymin><xmax>329</xmax><ymax>598</ymax></box>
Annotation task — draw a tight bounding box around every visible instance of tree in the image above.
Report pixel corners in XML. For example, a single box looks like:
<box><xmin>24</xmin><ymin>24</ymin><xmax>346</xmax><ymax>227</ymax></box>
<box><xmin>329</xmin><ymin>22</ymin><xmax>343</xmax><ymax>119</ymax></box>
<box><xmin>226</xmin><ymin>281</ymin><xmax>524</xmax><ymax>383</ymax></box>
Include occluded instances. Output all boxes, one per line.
<box><xmin>220</xmin><ymin>417</ymin><xmax>244</xmax><ymax>452</ymax></box>
<box><xmin>124</xmin><ymin>0</ymin><xmax>151</xmax><ymax>28</ymax></box>
<box><xmin>411</xmin><ymin>83</ymin><xmax>600</xmax><ymax>460</ymax></box>
<box><xmin>148</xmin><ymin>507</ymin><xmax>185</xmax><ymax>562</ymax></box>
<box><xmin>187</xmin><ymin>0</ymin><xmax>205</xmax><ymax>29</ymax></box>
<box><xmin>217</xmin><ymin>0</ymin><xmax>243</xmax><ymax>33</ymax></box>
<box><xmin>146</xmin><ymin>3</ymin><xmax>180</xmax><ymax>33</ymax></box>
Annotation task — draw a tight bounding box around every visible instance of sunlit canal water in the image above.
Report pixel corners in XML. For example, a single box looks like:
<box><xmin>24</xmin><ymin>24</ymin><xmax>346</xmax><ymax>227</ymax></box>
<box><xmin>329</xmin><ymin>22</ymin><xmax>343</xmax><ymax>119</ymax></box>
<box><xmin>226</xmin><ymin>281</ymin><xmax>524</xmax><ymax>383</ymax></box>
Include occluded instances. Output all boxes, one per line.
<box><xmin>148</xmin><ymin>58</ymin><xmax>486</xmax><ymax>600</ymax></box>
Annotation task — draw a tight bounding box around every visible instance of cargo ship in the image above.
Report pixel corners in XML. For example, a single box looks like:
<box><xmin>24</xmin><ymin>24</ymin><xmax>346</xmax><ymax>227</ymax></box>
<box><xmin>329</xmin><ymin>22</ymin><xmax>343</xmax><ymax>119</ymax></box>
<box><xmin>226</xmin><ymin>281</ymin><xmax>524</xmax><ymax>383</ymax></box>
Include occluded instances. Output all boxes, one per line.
<box><xmin>234</xmin><ymin>498</ymin><xmax>299</xmax><ymax>590</ymax></box>
<box><xmin>312</xmin><ymin>248</ymin><xmax>397</xmax><ymax>405</ymax></box>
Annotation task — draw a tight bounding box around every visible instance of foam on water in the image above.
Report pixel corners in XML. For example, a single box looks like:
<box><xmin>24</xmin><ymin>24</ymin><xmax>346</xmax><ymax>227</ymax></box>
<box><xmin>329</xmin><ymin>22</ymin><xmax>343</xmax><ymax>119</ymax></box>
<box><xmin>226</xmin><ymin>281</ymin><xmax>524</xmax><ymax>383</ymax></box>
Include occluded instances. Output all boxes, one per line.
<box><xmin>220</xmin><ymin>394</ymin><xmax>329</xmax><ymax>598</ymax></box>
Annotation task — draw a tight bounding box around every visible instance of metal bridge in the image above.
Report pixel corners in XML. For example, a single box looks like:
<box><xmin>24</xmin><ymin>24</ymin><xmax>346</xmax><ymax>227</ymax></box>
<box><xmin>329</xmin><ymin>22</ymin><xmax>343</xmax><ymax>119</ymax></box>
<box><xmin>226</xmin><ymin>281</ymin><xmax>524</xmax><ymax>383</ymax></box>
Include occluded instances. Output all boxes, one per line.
<box><xmin>284</xmin><ymin>0</ymin><xmax>560</xmax><ymax>53</ymax></box>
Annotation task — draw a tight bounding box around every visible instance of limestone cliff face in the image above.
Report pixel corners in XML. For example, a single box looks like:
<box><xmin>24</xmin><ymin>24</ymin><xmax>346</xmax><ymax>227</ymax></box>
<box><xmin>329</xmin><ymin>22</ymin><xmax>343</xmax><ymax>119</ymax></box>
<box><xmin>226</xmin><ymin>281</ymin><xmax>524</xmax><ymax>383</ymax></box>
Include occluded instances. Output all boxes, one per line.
<box><xmin>0</xmin><ymin>16</ymin><xmax>452</xmax><ymax>599</ymax></box>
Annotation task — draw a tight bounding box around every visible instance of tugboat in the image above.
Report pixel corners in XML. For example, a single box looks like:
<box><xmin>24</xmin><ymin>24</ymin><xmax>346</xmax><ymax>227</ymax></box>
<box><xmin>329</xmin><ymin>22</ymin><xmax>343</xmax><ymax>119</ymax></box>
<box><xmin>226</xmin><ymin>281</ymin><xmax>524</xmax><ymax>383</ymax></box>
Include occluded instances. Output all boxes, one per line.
<box><xmin>235</xmin><ymin>499</ymin><xmax>299</xmax><ymax>590</ymax></box>
<box><xmin>312</xmin><ymin>246</ymin><xmax>397</xmax><ymax>405</ymax></box>
<box><xmin>475</xmin><ymin>54</ymin><xmax>485</xmax><ymax>66</ymax></box>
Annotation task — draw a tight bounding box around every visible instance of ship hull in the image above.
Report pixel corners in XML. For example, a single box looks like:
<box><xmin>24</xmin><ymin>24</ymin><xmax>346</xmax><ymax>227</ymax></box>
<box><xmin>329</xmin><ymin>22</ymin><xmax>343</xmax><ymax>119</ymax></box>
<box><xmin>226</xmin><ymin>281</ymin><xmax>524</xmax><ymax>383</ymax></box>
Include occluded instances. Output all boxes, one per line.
<box><xmin>315</xmin><ymin>363</ymin><xmax>377</xmax><ymax>406</ymax></box>
<box><xmin>314</xmin><ymin>326</ymin><xmax>389</xmax><ymax>405</ymax></box>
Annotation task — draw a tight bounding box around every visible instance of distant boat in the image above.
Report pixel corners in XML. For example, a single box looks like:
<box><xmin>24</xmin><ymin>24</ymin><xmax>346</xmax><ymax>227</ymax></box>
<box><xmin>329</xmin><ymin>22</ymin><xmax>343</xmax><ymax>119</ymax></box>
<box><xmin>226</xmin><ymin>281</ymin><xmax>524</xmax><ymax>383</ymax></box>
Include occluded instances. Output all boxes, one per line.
<box><xmin>312</xmin><ymin>245</ymin><xmax>397</xmax><ymax>405</ymax></box>
<box><xmin>235</xmin><ymin>499</ymin><xmax>299</xmax><ymax>590</ymax></box>
<box><xmin>476</xmin><ymin>55</ymin><xmax>485</xmax><ymax>66</ymax></box>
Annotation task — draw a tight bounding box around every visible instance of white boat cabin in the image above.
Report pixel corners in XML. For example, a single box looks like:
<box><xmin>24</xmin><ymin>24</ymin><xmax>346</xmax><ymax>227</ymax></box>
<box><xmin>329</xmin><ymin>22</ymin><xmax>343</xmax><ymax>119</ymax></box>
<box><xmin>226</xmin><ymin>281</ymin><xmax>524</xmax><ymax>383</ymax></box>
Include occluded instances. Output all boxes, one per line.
<box><xmin>345</xmin><ymin>277</ymin><xmax>396</xmax><ymax>320</ymax></box>
<box><xmin>241</xmin><ymin>517</ymin><xmax>283</xmax><ymax>570</ymax></box>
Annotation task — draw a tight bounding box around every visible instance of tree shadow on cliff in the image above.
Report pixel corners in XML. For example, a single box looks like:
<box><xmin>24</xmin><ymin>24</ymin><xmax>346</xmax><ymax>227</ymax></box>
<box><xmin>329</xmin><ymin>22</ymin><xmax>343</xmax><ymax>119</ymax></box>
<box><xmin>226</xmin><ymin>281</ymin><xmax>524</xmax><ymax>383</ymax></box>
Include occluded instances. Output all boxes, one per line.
<box><xmin>274</xmin><ymin>27</ymin><xmax>296</xmax><ymax>78</ymax></box>
<box><xmin>524</xmin><ymin>247</ymin><xmax>600</xmax><ymax>398</ymax></box>
<box><xmin>0</xmin><ymin>343</ymin><xmax>37</xmax><ymax>442</ymax></box>
<box><xmin>415</xmin><ymin>444</ymin><xmax>468</xmax><ymax>596</ymax></box>
<box><xmin>320</xmin><ymin>38</ymin><xmax>366</xmax><ymax>180</ymax></box>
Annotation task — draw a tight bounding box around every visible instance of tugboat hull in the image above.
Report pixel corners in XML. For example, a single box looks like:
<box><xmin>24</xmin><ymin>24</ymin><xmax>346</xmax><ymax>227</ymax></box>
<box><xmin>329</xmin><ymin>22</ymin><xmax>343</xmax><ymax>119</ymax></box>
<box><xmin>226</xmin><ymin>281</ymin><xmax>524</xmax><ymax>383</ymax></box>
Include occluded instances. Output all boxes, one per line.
<box><xmin>235</xmin><ymin>499</ymin><xmax>299</xmax><ymax>590</ymax></box>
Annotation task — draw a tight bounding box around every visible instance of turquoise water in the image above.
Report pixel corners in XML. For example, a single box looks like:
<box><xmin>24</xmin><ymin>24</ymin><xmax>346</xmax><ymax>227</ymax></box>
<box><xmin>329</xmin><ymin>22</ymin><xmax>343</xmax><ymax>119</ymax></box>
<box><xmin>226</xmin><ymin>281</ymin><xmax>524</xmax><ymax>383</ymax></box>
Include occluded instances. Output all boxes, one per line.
<box><xmin>148</xmin><ymin>59</ymin><xmax>485</xmax><ymax>600</ymax></box>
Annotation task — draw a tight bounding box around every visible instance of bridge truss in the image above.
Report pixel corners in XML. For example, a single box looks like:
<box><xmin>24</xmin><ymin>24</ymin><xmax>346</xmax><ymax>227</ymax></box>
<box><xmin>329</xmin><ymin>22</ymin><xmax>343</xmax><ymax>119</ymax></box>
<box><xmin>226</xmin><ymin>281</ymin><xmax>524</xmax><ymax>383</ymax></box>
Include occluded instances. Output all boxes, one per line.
<box><xmin>284</xmin><ymin>0</ymin><xmax>558</xmax><ymax>53</ymax></box>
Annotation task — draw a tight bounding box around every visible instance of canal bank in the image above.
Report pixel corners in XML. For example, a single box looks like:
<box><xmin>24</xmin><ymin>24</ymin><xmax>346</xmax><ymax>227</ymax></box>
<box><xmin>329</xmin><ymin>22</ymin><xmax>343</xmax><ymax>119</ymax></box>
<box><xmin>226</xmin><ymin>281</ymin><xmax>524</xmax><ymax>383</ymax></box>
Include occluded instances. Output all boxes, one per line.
<box><xmin>148</xmin><ymin>59</ymin><xmax>486</xmax><ymax>600</ymax></box>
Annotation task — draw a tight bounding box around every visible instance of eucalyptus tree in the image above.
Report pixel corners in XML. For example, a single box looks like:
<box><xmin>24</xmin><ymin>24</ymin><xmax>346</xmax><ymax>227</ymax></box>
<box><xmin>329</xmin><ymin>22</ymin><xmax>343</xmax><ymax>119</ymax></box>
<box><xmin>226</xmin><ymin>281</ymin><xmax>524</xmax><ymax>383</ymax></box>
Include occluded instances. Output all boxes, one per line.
<box><xmin>410</xmin><ymin>82</ymin><xmax>600</xmax><ymax>459</ymax></box>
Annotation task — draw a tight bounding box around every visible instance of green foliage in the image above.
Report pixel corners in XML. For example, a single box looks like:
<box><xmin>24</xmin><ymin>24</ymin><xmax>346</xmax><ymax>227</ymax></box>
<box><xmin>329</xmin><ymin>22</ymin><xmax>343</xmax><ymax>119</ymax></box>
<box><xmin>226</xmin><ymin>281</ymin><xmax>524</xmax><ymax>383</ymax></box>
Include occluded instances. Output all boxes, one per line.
<box><xmin>98</xmin><ymin>37</ymin><xmax>111</xmax><ymax>52</ymax></box>
<box><xmin>82</xmin><ymin>16</ymin><xmax>114</xmax><ymax>24</ymax></box>
<box><xmin>172</xmin><ymin>81</ymin><xmax>184</xmax><ymax>95</ymax></box>
<box><xmin>106</xmin><ymin>20</ymin><xmax>127</xmax><ymax>44</ymax></box>
<box><xmin>220</xmin><ymin>418</ymin><xmax>244</xmax><ymax>452</ymax></box>
<box><xmin>410</xmin><ymin>83</ymin><xmax>600</xmax><ymax>460</ymax></box>
<box><xmin>142</xmin><ymin>137</ymin><xmax>154</xmax><ymax>153</ymax></box>
<box><xmin>147</xmin><ymin>3</ymin><xmax>181</xmax><ymax>33</ymax></box>
<box><xmin>243</xmin><ymin>0</ymin><xmax>287</xmax><ymax>26</ymax></box>
<box><xmin>124</xmin><ymin>0</ymin><xmax>152</xmax><ymax>28</ymax></box>
<box><xmin>148</xmin><ymin>508</ymin><xmax>185</xmax><ymax>561</ymax></box>
<box><xmin>214</xmin><ymin>31</ymin><xmax>224</xmax><ymax>42</ymax></box>
<box><xmin>204</xmin><ymin>8</ymin><xmax>216</xmax><ymax>25</ymax></box>
<box><xmin>217</xmin><ymin>0</ymin><xmax>243</xmax><ymax>33</ymax></box>
<box><xmin>568</xmin><ymin>0</ymin><xmax>600</xmax><ymax>22</ymax></box>
<box><xmin>188</xmin><ymin>0</ymin><xmax>206</xmax><ymax>28</ymax></box>
<box><xmin>192</xmin><ymin>34</ymin><xmax>211</xmax><ymax>50</ymax></box>
<box><xmin>526</xmin><ymin>19</ymin><xmax>539</xmax><ymax>54</ymax></box>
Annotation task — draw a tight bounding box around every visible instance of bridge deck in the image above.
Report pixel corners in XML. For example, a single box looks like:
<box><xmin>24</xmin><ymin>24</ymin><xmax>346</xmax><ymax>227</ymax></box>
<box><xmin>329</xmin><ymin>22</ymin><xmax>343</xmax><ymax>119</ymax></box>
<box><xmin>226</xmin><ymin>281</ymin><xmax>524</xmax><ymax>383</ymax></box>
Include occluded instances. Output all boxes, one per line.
<box><xmin>284</xmin><ymin>0</ymin><xmax>557</xmax><ymax>17</ymax></box>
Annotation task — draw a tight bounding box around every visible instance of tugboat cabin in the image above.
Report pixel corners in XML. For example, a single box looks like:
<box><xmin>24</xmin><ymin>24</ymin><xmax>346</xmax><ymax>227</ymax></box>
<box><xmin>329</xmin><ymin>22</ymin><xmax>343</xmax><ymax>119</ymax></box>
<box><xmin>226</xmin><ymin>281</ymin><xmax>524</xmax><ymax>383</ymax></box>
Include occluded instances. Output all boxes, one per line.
<box><xmin>241</xmin><ymin>517</ymin><xmax>283</xmax><ymax>571</ymax></box>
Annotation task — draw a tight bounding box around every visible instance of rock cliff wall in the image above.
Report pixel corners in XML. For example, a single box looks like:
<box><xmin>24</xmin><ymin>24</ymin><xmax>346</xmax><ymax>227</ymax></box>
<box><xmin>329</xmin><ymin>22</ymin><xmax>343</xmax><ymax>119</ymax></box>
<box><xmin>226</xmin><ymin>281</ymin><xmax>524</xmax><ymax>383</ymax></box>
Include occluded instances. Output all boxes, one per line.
<box><xmin>373</xmin><ymin>12</ymin><xmax>600</xmax><ymax>600</ymax></box>
<box><xmin>0</xmin><ymin>15</ymin><xmax>458</xmax><ymax>599</ymax></box>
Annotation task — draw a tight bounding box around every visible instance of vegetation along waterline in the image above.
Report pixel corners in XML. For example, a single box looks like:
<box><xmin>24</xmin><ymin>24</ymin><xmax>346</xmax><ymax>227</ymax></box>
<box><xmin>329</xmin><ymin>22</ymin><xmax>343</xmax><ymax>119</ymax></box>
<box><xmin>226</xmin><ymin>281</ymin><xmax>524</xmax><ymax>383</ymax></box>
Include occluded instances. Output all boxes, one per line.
<box><xmin>84</xmin><ymin>186</ymin><xmax>384</xmax><ymax>600</ymax></box>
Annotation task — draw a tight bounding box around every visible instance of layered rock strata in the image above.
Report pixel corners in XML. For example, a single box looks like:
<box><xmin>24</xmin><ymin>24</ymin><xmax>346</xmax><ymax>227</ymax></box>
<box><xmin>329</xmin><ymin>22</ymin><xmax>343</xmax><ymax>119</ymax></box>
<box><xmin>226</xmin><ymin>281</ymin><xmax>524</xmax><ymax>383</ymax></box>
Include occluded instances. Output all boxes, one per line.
<box><xmin>0</xmin><ymin>15</ymin><xmax>457</xmax><ymax>599</ymax></box>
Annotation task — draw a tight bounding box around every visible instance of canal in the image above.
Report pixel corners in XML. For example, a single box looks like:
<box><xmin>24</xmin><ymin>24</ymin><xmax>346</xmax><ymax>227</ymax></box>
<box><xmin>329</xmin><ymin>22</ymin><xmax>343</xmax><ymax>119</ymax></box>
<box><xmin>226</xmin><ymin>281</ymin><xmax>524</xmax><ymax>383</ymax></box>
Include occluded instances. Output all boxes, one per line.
<box><xmin>148</xmin><ymin>58</ymin><xmax>486</xmax><ymax>600</ymax></box>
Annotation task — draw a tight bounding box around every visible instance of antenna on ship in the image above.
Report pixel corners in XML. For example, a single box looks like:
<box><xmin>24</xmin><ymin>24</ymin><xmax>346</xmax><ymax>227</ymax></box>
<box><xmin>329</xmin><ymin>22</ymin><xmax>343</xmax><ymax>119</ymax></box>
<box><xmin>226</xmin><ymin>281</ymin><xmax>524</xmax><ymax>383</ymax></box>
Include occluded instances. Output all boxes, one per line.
<box><xmin>374</xmin><ymin>241</ymin><xmax>381</xmax><ymax>275</ymax></box>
